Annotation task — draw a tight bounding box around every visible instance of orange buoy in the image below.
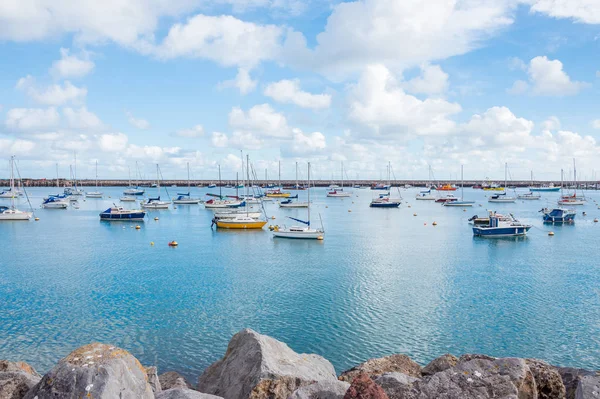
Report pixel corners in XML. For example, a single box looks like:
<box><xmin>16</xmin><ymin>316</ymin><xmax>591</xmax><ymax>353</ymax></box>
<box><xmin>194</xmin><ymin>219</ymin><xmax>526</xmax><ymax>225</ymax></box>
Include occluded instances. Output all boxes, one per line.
<box><xmin>168</xmin><ymin>241</ymin><xmax>178</xmax><ymax>247</ymax></box>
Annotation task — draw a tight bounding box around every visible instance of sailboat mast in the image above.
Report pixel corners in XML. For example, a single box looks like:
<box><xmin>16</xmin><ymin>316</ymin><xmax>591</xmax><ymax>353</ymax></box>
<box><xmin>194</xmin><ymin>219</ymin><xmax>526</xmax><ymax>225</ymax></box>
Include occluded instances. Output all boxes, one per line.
<box><xmin>295</xmin><ymin>161</ymin><xmax>298</xmax><ymax>189</ymax></box>
<box><xmin>308</xmin><ymin>162</ymin><xmax>311</xmax><ymax>226</ymax></box>
<box><xmin>95</xmin><ymin>160</ymin><xmax>98</xmax><ymax>189</ymax></box>
<box><xmin>504</xmin><ymin>162</ymin><xmax>507</xmax><ymax>190</ymax></box>
<box><xmin>74</xmin><ymin>152</ymin><xmax>77</xmax><ymax>190</ymax></box>
<box><xmin>56</xmin><ymin>163</ymin><xmax>59</xmax><ymax>188</ymax></box>
<box><xmin>9</xmin><ymin>156</ymin><xmax>14</xmax><ymax>207</ymax></box>
<box><xmin>278</xmin><ymin>161</ymin><xmax>281</xmax><ymax>188</ymax></box>
<box><xmin>218</xmin><ymin>165</ymin><xmax>222</xmax><ymax>198</ymax></box>
<box><xmin>573</xmin><ymin>158</ymin><xmax>577</xmax><ymax>195</ymax></box>
<box><xmin>461</xmin><ymin>164</ymin><xmax>464</xmax><ymax>199</ymax></box>
<box><xmin>156</xmin><ymin>164</ymin><xmax>160</xmax><ymax>197</ymax></box>
<box><xmin>187</xmin><ymin>162</ymin><xmax>190</xmax><ymax>191</ymax></box>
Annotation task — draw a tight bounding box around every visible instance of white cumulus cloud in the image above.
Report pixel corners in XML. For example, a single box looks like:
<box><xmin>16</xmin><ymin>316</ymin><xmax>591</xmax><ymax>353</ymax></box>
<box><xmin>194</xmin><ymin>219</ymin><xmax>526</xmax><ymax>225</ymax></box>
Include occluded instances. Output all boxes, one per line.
<box><xmin>16</xmin><ymin>76</ymin><xmax>87</xmax><ymax>105</ymax></box>
<box><xmin>172</xmin><ymin>125</ymin><xmax>204</xmax><ymax>138</ymax></box>
<box><xmin>509</xmin><ymin>56</ymin><xmax>588</xmax><ymax>96</ymax></box>
<box><xmin>63</xmin><ymin>106</ymin><xmax>102</xmax><ymax>129</ymax></box>
<box><xmin>218</xmin><ymin>68</ymin><xmax>257</xmax><ymax>94</ymax></box>
<box><xmin>228</xmin><ymin>103</ymin><xmax>290</xmax><ymax>138</ymax></box>
<box><xmin>50</xmin><ymin>48</ymin><xmax>95</xmax><ymax>79</ymax></box>
<box><xmin>126</xmin><ymin>111</ymin><xmax>150</xmax><ymax>130</ymax></box>
<box><xmin>404</xmin><ymin>64</ymin><xmax>449</xmax><ymax>96</ymax></box>
<box><xmin>264</xmin><ymin>79</ymin><xmax>331</xmax><ymax>109</ymax></box>
<box><xmin>5</xmin><ymin>107</ymin><xmax>60</xmax><ymax>130</ymax></box>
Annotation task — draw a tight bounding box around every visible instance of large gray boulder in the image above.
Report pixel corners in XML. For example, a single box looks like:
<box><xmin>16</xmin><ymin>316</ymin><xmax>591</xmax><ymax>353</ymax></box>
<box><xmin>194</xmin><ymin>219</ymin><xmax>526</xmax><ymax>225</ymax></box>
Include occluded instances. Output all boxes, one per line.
<box><xmin>422</xmin><ymin>354</ymin><xmax>458</xmax><ymax>376</ymax></box>
<box><xmin>24</xmin><ymin>343</ymin><xmax>154</xmax><ymax>399</ymax></box>
<box><xmin>574</xmin><ymin>374</ymin><xmax>600</xmax><ymax>399</ymax></box>
<box><xmin>160</xmin><ymin>371</ymin><xmax>194</xmax><ymax>390</ymax></box>
<box><xmin>415</xmin><ymin>357</ymin><xmax>537</xmax><ymax>399</ymax></box>
<box><xmin>373</xmin><ymin>372</ymin><xmax>419</xmax><ymax>399</ymax></box>
<box><xmin>525</xmin><ymin>359</ymin><xmax>565</xmax><ymax>399</ymax></box>
<box><xmin>156</xmin><ymin>388</ymin><xmax>223</xmax><ymax>398</ymax></box>
<box><xmin>558</xmin><ymin>368</ymin><xmax>598</xmax><ymax>399</ymax></box>
<box><xmin>289</xmin><ymin>380</ymin><xmax>351</xmax><ymax>399</ymax></box>
<box><xmin>146</xmin><ymin>366</ymin><xmax>162</xmax><ymax>393</ymax></box>
<box><xmin>197</xmin><ymin>329</ymin><xmax>337</xmax><ymax>399</ymax></box>
<box><xmin>339</xmin><ymin>354</ymin><xmax>422</xmax><ymax>383</ymax></box>
<box><xmin>0</xmin><ymin>360</ymin><xmax>41</xmax><ymax>399</ymax></box>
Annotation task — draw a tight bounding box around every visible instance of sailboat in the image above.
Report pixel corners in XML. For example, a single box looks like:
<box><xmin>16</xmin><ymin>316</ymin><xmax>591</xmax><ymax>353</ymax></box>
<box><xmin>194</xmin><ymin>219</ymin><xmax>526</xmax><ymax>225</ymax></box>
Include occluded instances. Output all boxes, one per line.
<box><xmin>64</xmin><ymin>153</ymin><xmax>84</xmax><ymax>197</ymax></box>
<box><xmin>265</xmin><ymin>161</ymin><xmax>291</xmax><ymax>197</ymax></box>
<box><xmin>488</xmin><ymin>163</ymin><xmax>516</xmax><ymax>203</ymax></box>
<box><xmin>273</xmin><ymin>162</ymin><xmax>324</xmax><ymax>239</ymax></box>
<box><xmin>214</xmin><ymin>155</ymin><xmax>267</xmax><ymax>229</ymax></box>
<box><xmin>280</xmin><ymin>162</ymin><xmax>309</xmax><ymax>208</ymax></box>
<box><xmin>443</xmin><ymin>165</ymin><xmax>474</xmax><ymax>207</ymax></box>
<box><xmin>517</xmin><ymin>171</ymin><xmax>541</xmax><ymax>200</ymax></box>
<box><xmin>416</xmin><ymin>165</ymin><xmax>436</xmax><ymax>200</ymax></box>
<box><xmin>86</xmin><ymin>161</ymin><xmax>103</xmax><ymax>198</ymax></box>
<box><xmin>141</xmin><ymin>164</ymin><xmax>170</xmax><ymax>209</ymax></box>
<box><xmin>0</xmin><ymin>156</ymin><xmax>32</xmax><ymax>220</ymax></box>
<box><xmin>123</xmin><ymin>162</ymin><xmax>145</xmax><ymax>195</ymax></box>
<box><xmin>327</xmin><ymin>162</ymin><xmax>351</xmax><ymax>197</ymax></box>
<box><xmin>370</xmin><ymin>162</ymin><xmax>401</xmax><ymax>207</ymax></box>
<box><xmin>204</xmin><ymin>165</ymin><xmax>244</xmax><ymax>209</ymax></box>
<box><xmin>558</xmin><ymin>160</ymin><xmax>586</xmax><ymax>205</ymax></box>
<box><xmin>173</xmin><ymin>162</ymin><xmax>201</xmax><ymax>204</ymax></box>
<box><xmin>0</xmin><ymin>158</ymin><xmax>23</xmax><ymax>198</ymax></box>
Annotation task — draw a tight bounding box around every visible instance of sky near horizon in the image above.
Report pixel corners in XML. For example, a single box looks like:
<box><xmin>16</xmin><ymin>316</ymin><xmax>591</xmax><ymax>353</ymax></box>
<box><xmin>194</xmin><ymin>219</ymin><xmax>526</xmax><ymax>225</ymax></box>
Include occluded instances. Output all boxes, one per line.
<box><xmin>0</xmin><ymin>0</ymin><xmax>599</xmax><ymax>181</ymax></box>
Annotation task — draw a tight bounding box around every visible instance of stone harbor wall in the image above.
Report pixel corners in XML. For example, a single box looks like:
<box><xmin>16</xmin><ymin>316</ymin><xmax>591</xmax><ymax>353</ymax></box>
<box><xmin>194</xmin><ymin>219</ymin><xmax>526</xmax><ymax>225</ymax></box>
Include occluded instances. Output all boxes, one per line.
<box><xmin>1</xmin><ymin>328</ymin><xmax>597</xmax><ymax>399</ymax></box>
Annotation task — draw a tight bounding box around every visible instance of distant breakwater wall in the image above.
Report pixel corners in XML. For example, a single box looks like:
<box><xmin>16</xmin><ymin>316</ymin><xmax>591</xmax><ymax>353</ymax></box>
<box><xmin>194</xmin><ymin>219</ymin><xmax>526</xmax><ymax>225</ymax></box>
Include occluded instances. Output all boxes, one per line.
<box><xmin>1</xmin><ymin>328</ymin><xmax>597</xmax><ymax>398</ymax></box>
<box><xmin>3</xmin><ymin>179</ymin><xmax>600</xmax><ymax>189</ymax></box>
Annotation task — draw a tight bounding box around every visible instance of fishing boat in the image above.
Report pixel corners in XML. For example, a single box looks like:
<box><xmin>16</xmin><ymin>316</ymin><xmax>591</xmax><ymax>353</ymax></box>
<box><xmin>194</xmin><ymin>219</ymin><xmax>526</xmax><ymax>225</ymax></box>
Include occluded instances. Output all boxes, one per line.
<box><xmin>0</xmin><ymin>157</ymin><xmax>33</xmax><ymax>220</ymax></box>
<box><xmin>123</xmin><ymin>162</ymin><xmax>145</xmax><ymax>195</ymax></box>
<box><xmin>558</xmin><ymin>160</ymin><xmax>586</xmax><ymax>205</ymax></box>
<box><xmin>279</xmin><ymin>198</ymin><xmax>309</xmax><ymax>208</ymax></box>
<box><xmin>371</xmin><ymin>183</ymin><xmax>390</xmax><ymax>190</ymax></box>
<box><xmin>488</xmin><ymin>163</ymin><xmax>516</xmax><ymax>203</ymax></box>
<box><xmin>328</xmin><ymin>162</ymin><xmax>352</xmax><ymax>197</ymax></box>
<box><xmin>173</xmin><ymin>163</ymin><xmax>201</xmax><ymax>204</ymax></box>
<box><xmin>141</xmin><ymin>164</ymin><xmax>170</xmax><ymax>209</ymax></box>
<box><xmin>443</xmin><ymin>165</ymin><xmax>474</xmax><ymax>207</ymax></box>
<box><xmin>472</xmin><ymin>213</ymin><xmax>532</xmax><ymax>237</ymax></box>
<box><xmin>435</xmin><ymin>194</ymin><xmax>458</xmax><ymax>203</ymax></box>
<box><xmin>99</xmin><ymin>206</ymin><xmax>146</xmax><ymax>221</ymax></box>
<box><xmin>86</xmin><ymin>161</ymin><xmax>103</xmax><ymax>198</ymax></box>
<box><xmin>214</xmin><ymin>155</ymin><xmax>267</xmax><ymax>229</ymax></box>
<box><xmin>207</xmin><ymin>183</ymin><xmax>217</xmax><ymax>189</ymax></box>
<box><xmin>42</xmin><ymin>196</ymin><xmax>69</xmax><ymax>209</ymax></box>
<box><xmin>273</xmin><ymin>162</ymin><xmax>324</xmax><ymax>239</ymax></box>
<box><xmin>530</xmin><ymin>184</ymin><xmax>560</xmax><ymax>192</ymax></box>
<box><xmin>540</xmin><ymin>208</ymin><xmax>576</xmax><ymax>223</ymax></box>
<box><xmin>437</xmin><ymin>183</ymin><xmax>457</xmax><ymax>191</ymax></box>
<box><xmin>370</xmin><ymin>162</ymin><xmax>401</xmax><ymax>207</ymax></box>
<box><xmin>468</xmin><ymin>212</ymin><xmax>513</xmax><ymax>225</ymax></box>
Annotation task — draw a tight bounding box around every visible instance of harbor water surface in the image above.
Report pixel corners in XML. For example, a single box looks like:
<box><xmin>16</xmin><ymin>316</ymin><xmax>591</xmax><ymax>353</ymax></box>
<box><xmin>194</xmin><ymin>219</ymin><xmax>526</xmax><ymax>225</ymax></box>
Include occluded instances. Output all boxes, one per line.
<box><xmin>1</xmin><ymin>187</ymin><xmax>599</xmax><ymax>380</ymax></box>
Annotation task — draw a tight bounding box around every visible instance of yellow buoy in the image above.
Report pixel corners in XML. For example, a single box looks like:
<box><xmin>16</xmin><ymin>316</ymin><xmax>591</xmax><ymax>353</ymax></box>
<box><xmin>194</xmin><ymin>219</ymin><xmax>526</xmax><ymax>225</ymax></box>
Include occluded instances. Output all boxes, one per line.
<box><xmin>168</xmin><ymin>241</ymin><xmax>178</xmax><ymax>247</ymax></box>
<box><xmin>433</xmin><ymin>221</ymin><xmax>438</xmax><ymax>226</ymax></box>
<box><xmin>34</xmin><ymin>217</ymin><xmax>39</xmax><ymax>221</ymax></box>
<box><xmin>271</xmin><ymin>216</ymin><xmax>276</xmax><ymax>220</ymax></box>
<box><xmin>317</xmin><ymin>236</ymin><xmax>324</xmax><ymax>240</ymax></box>
<box><xmin>548</xmin><ymin>231</ymin><xmax>555</xmax><ymax>236</ymax></box>
<box><xmin>154</xmin><ymin>217</ymin><xmax>159</xmax><ymax>221</ymax></box>
<box><xmin>150</xmin><ymin>241</ymin><xmax>154</xmax><ymax>246</ymax></box>
<box><xmin>135</xmin><ymin>225</ymin><xmax>141</xmax><ymax>230</ymax></box>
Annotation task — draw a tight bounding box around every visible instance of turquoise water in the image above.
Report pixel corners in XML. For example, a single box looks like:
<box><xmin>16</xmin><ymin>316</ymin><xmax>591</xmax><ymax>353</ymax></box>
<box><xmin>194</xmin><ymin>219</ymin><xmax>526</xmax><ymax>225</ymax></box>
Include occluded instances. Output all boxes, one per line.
<box><xmin>1</xmin><ymin>187</ymin><xmax>600</xmax><ymax>380</ymax></box>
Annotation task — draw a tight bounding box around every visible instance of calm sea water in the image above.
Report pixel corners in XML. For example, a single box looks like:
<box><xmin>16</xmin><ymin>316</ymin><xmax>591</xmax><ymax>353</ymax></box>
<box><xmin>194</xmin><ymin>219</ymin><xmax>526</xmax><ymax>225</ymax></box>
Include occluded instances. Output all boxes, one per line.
<box><xmin>1</xmin><ymin>186</ymin><xmax>600</xmax><ymax>380</ymax></box>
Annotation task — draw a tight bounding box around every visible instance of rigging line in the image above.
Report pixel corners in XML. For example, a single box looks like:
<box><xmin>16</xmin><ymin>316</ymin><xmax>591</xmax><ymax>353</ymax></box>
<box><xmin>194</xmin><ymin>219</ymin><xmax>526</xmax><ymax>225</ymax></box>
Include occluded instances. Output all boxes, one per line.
<box><xmin>13</xmin><ymin>158</ymin><xmax>35</xmax><ymax>216</ymax></box>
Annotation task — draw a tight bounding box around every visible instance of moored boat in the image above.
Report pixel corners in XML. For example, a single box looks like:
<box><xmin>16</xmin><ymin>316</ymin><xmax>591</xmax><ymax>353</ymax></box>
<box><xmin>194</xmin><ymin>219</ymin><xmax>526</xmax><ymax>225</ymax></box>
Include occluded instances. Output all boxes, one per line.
<box><xmin>279</xmin><ymin>199</ymin><xmax>309</xmax><ymax>208</ymax></box>
<box><xmin>42</xmin><ymin>196</ymin><xmax>69</xmax><ymax>209</ymax></box>
<box><xmin>100</xmin><ymin>207</ymin><xmax>146</xmax><ymax>221</ymax></box>
<box><xmin>0</xmin><ymin>206</ymin><xmax>32</xmax><ymax>220</ymax></box>
<box><xmin>517</xmin><ymin>192</ymin><xmax>541</xmax><ymax>200</ymax></box>
<box><xmin>437</xmin><ymin>183</ymin><xmax>457</xmax><ymax>191</ymax></box>
<box><xmin>472</xmin><ymin>213</ymin><xmax>531</xmax><ymax>237</ymax></box>
<box><xmin>435</xmin><ymin>194</ymin><xmax>458</xmax><ymax>203</ymax></box>
<box><xmin>120</xmin><ymin>196</ymin><xmax>137</xmax><ymax>202</ymax></box>
<box><xmin>540</xmin><ymin>208</ymin><xmax>576</xmax><ymax>223</ymax></box>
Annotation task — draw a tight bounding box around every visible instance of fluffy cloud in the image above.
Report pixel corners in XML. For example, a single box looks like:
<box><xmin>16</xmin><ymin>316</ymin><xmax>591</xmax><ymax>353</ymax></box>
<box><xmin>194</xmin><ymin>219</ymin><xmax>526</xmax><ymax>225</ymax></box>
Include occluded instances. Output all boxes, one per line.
<box><xmin>50</xmin><ymin>48</ymin><xmax>95</xmax><ymax>79</ymax></box>
<box><xmin>282</xmin><ymin>129</ymin><xmax>327</xmax><ymax>156</ymax></box>
<box><xmin>211</xmin><ymin>132</ymin><xmax>229</xmax><ymax>147</ymax></box>
<box><xmin>228</xmin><ymin>103</ymin><xmax>290</xmax><ymax>138</ymax></box>
<box><xmin>264</xmin><ymin>79</ymin><xmax>331</xmax><ymax>109</ymax></box>
<box><xmin>98</xmin><ymin>133</ymin><xmax>128</xmax><ymax>152</ymax></box>
<box><xmin>218</xmin><ymin>68</ymin><xmax>257</xmax><ymax>94</ymax></box>
<box><xmin>16</xmin><ymin>76</ymin><xmax>87</xmax><ymax>105</ymax></box>
<box><xmin>63</xmin><ymin>106</ymin><xmax>102</xmax><ymax>129</ymax></box>
<box><xmin>509</xmin><ymin>56</ymin><xmax>587</xmax><ymax>96</ymax></box>
<box><xmin>140</xmin><ymin>14</ymin><xmax>284</xmax><ymax>68</ymax></box>
<box><xmin>529</xmin><ymin>0</ymin><xmax>600</xmax><ymax>24</ymax></box>
<box><xmin>172</xmin><ymin>125</ymin><xmax>204</xmax><ymax>138</ymax></box>
<box><xmin>347</xmin><ymin>64</ymin><xmax>461</xmax><ymax>136</ymax></box>
<box><xmin>0</xmin><ymin>138</ymin><xmax>36</xmax><ymax>157</ymax></box>
<box><xmin>592</xmin><ymin>120</ymin><xmax>600</xmax><ymax>129</ymax></box>
<box><xmin>404</xmin><ymin>64</ymin><xmax>449</xmax><ymax>95</ymax></box>
<box><xmin>126</xmin><ymin>111</ymin><xmax>150</xmax><ymax>130</ymax></box>
<box><xmin>5</xmin><ymin>107</ymin><xmax>60</xmax><ymax>130</ymax></box>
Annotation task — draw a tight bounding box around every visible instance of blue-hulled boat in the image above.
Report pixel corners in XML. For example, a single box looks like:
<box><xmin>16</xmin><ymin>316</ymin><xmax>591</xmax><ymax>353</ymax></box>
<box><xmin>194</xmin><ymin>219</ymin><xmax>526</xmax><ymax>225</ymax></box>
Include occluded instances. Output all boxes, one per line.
<box><xmin>540</xmin><ymin>208</ymin><xmax>576</xmax><ymax>223</ymax></box>
<box><xmin>370</xmin><ymin>197</ymin><xmax>401</xmax><ymax>208</ymax></box>
<box><xmin>472</xmin><ymin>213</ymin><xmax>531</xmax><ymax>237</ymax></box>
<box><xmin>100</xmin><ymin>207</ymin><xmax>146</xmax><ymax>221</ymax></box>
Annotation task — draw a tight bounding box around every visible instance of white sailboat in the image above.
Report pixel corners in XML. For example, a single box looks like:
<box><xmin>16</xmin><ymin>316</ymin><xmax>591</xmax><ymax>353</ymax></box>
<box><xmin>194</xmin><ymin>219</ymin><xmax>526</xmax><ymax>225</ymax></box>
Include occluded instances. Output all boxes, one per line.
<box><xmin>517</xmin><ymin>171</ymin><xmax>541</xmax><ymax>200</ymax></box>
<box><xmin>443</xmin><ymin>165</ymin><xmax>474</xmax><ymax>207</ymax></box>
<box><xmin>141</xmin><ymin>164</ymin><xmax>170</xmax><ymax>209</ymax></box>
<box><xmin>416</xmin><ymin>165</ymin><xmax>436</xmax><ymax>200</ymax></box>
<box><xmin>327</xmin><ymin>162</ymin><xmax>351</xmax><ymax>197</ymax></box>
<box><xmin>558</xmin><ymin>160</ymin><xmax>586</xmax><ymax>205</ymax></box>
<box><xmin>273</xmin><ymin>162</ymin><xmax>324</xmax><ymax>239</ymax></box>
<box><xmin>86</xmin><ymin>160</ymin><xmax>103</xmax><ymax>198</ymax></box>
<box><xmin>173</xmin><ymin>162</ymin><xmax>201</xmax><ymax>204</ymax></box>
<box><xmin>123</xmin><ymin>162</ymin><xmax>145</xmax><ymax>196</ymax></box>
<box><xmin>488</xmin><ymin>163</ymin><xmax>516</xmax><ymax>203</ymax></box>
<box><xmin>0</xmin><ymin>156</ymin><xmax>32</xmax><ymax>220</ymax></box>
<box><xmin>204</xmin><ymin>165</ymin><xmax>244</xmax><ymax>209</ymax></box>
<box><xmin>64</xmin><ymin>153</ymin><xmax>84</xmax><ymax>197</ymax></box>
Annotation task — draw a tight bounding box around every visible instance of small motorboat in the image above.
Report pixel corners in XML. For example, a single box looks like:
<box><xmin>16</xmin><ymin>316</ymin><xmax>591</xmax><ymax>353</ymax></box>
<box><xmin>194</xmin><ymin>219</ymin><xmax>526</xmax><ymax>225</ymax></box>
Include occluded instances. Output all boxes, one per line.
<box><xmin>488</xmin><ymin>192</ymin><xmax>516</xmax><ymax>203</ymax></box>
<box><xmin>41</xmin><ymin>196</ymin><xmax>69</xmax><ymax>209</ymax></box>
<box><xmin>123</xmin><ymin>187</ymin><xmax>145</xmax><ymax>195</ymax></box>
<box><xmin>100</xmin><ymin>207</ymin><xmax>146</xmax><ymax>221</ymax></box>
<box><xmin>435</xmin><ymin>194</ymin><xmax>458</xmax><ymax>203</ymax></box>
<box><xmin>370</xmin><ymin>197</ymin><xmax>401</xmax><ymax>208</ymax></box>
<box><xmin>327</xmin><ymin>190</ymin><xmax>351</xmax><ymax>198</ymax></box>
<box><xmin>371</xmin><ymin>183</ymin><xmax>390</xmax><ymax>190</ymax></box>
<box><xmin>207</xmin><ymin>184</ymin><xmax>217</xmax><ymax>188</ymax></box>
<box><xmin>172</xmin><ymin>193</ymin><xmax>201</xmax><ymax>204</ymax></box>
<box><xmin>517</xmin><ymin>192</ymin><xmax>541</xmax><ymax>200</ymax></box>
<box><xmin>540</xmin><ymin>208</ymin><xmax>576</xmax><ymax>223</ymax></box>
<box><xmin>437</xmin><ymin>184</ymin><xmax>457</xmax><ymax>191</ymax></box>
<box><xmin>265</xmin><ymin>189</ymin><xmax>291</xmax><ymax>198</ymax></box>
<box><xmin>141</xmin><ymin>197</ymin><xmax>170</xmax><ymax>209</ymax></box>
<box><xmin>0</xmin><ymin>206</ymin><xmax>32</xmax><ymax>221</ymax></box>
<box><xmin>120</xmin><ymin>196</ymin><xmax>137</xmax><ymax>202</ymax></box>
<box><xmin>472</xmin><ymin>213</ymin><xmax>532</xmax><ymax>237</ymax></box>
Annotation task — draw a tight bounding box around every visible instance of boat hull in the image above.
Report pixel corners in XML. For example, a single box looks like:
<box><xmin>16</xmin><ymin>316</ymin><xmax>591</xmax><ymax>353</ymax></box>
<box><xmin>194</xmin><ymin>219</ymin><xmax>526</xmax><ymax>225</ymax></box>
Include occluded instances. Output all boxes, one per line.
<box><xmin>473</xmin><ymin>226</ymin><xmax>531</xmax><ymax>237</ymax></box>
<box><xmin>558</xmin><ymin>200</ymin><xmax>585</xmax><ymax>205</ymax></box>
<box><xmin>488</xmin><ymin>198</ymin><xmax>516</xmax><ymax>203</ymax></box>
<box><xmin>141</xmin><ymin>202</ymin><xmax>170</xmax><ymax>209</ymax></box>
<box><xmin>530</xmin><ymin>187</ymin><xmax>560</xmax><ymax>192</ymax></box>
<box><xmin>0</xmin><ymin>210</ymin><xmax>32</xmax><ymax>220</ymax></box>
<box><xmin>272</xmin><ymin>229</ymin><xmax>323</xmax><ymax>239</ymax></box>
<box><xmin>173</xmin><ymin>199</ymin><xmax>201</xmax><ymax>204</ymax></box>
<box><xmin>42</xmin><ymin>202</ymin><xmax>68</xmax><ymax>209</ymax></box>
<box><xmin>100</xmin><ymin>213</ymin><xmax>146</xmax><ymax>221</ymax></box>
<box><xmin>443</xmin><ymin>201</ymin><xmax>474</xmax><ymax>207</ymax></box>
<box><xmin>415</xmin><ymin>195</ymin><xmax>436</xmax><ymax>200</ymax></box>
<box><xmin>370</xmin><ymin>201</ymin><xmax>400</xmax><ymax>208</ymax></box>
<box><xmin>279</xmin><ymin>202</ymin><xmax>309</xmax><ymax>208</ymax></box>
<box><xmin>120</xmin><ymin>197</ymin><xmax>137</xmax><ymax>202</ymax></box>
<box><xmin>327</xmin><ymin>193</ymin><xmax>351</xmax><ymax>197</ymax></box>
<box><xmin>265</xmin><ymin>193</ymin><xmax>291</xmax><ymax>198</ymax></box>
<box><xmin>215</xmin><ymin>220</ymin><xmax>267</xmax><ymax>229</ymax></box>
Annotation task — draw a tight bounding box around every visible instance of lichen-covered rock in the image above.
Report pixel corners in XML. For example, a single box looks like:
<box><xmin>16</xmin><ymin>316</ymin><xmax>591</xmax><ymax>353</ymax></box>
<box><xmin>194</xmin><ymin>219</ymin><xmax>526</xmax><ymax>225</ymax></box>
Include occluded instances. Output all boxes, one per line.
<box><xmin>574</xmin><ymin>374</ymin><xmax>600</xmax><ymax>399</ymax></box>
<box><xmin>415</xmin><ymin>357</ymin><xmax>537</xmax><ymax>399</ymax></box>
<box><xmin>458</xmin><ymin>354</ymin><xmax>496</xmax><ymax>364</ymax></box>
<box><xmin>343</xmin><ymin>372</ymin><xmax>389</xmax><ymax>399</ymax></box>
<box><xmin>197</xmin><ymin>329</ymin><xmax>336</xmax><ymax>399</ymax></box>
<box><xmin>525</xmin><ymin>359</ymin><xmax>565</xmax><ymax>399</ymax></box>
<box><xmin>24</xmin><ymin>343</ymin><xmax>154</xmax><ymax>399</ymax></box>
<box><xmin>0</xmin><ymin>361</ymin><xmax>41</xmax><ymax>399</ymax></box>
<box><xmin>146</xmin><ymin>366</ymin><xmax>162</xmax><ymax>393</ymax></box>
<box><xmin>373</xmin><ymin>372</ymin><xmax>419</xmax><ymax>399</ymax></box>
<box><xmin>289</xmin><ymin>380</ymin><xmax>351</xmax><ymax>399</ymax></box>
<box><xmin>160</xmin><ymin>371</ymin><xmax>194</xmax><ymax>390</ymax></box>
<box><xmin>422</xmin><ymin>355</ymin><xmax>458</xmax><ymax>376</ymax></box>
<box><xmin>558</xmin><ymin>368</ymin><xmax>596</xmax><ymax>399</ymax></box>
<box><xmin>339</xmin><ymin>355</ymin><xmax>422</xmax><ymax>383</ymax></box>
<box><xmin>156</xmin><ymin>388</ymin><xmax>223</xmax><ymax>399</ymax></box>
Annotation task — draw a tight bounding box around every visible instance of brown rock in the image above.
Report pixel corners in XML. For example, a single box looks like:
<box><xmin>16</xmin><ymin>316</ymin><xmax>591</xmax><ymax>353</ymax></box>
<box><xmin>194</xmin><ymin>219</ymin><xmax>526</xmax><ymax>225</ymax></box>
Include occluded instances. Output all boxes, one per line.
<box><xmin>525</xmin><ymin>359</ymin><xmax>565</xmax><ymax>399</ymax></box>
<box><xmin>422</xmin><ymin>354</ymin><xmax>458</xmax><ymax>376</ymax></box>
<box><xmin>458</xmin><ymin>354</ymin><xmax>496</xmax><ymax>363</ymax></box>
<box><xmin>249</xmin><ymin>376</ymin><xmax>312</xmax><ymax>399</ymax></box>
<box><xmin>339</xmin><ymin>355</ymin><xmax>421</xmax><ymax>383</ymax></box>
<box><xmin>343</xmin><ymin>373</ymin><xmax>389</xmax><ymax>399</ymax></box>
<box><xmin>159</xmin><ymin>371</ymin><xmax>193</xmax><ymax>390</ymax></box>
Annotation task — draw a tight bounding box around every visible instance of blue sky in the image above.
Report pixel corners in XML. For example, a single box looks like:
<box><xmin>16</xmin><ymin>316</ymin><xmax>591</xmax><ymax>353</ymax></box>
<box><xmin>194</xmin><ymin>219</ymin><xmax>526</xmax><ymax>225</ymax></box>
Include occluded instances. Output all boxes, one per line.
<box><xmin>0</xmin><ymin>0</ymin><xmax>599</xmax><ymax>181</ymax></box>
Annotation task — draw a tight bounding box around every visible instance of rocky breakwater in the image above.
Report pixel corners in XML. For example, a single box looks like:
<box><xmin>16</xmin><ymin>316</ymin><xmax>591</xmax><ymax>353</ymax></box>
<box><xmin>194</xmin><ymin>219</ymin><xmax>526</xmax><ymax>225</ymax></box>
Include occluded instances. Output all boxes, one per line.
<box><xmin>1</xmin><ymin>329</ymin><xmax>598</xmax><ymax>399</ymax></box>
